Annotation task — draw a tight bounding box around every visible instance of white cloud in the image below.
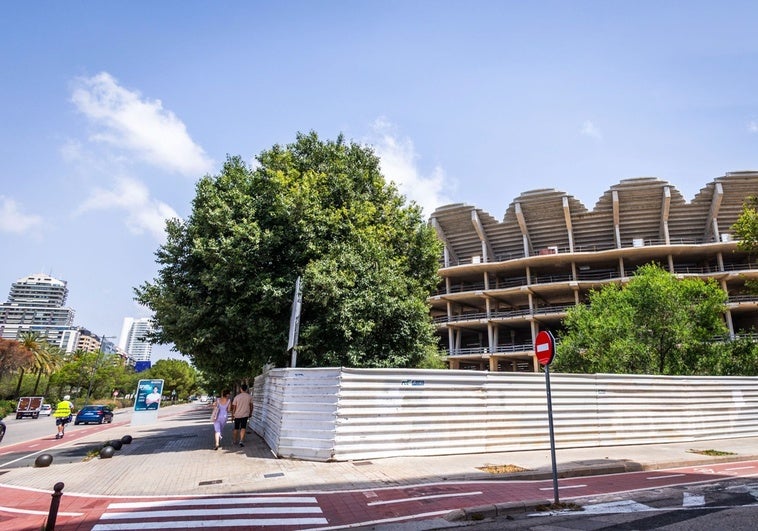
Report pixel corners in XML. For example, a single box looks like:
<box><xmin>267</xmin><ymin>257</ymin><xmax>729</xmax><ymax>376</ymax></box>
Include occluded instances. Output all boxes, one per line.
<box><xmin>71</xmin><ymin>72</ymin><xmax>214</xmax><ymax>176</ymax></box>
<box><xmin>749</xmin><ymin>121</ymin><xmax>758</xmax><ymax>133</ymax></box>
<box><xmin>76</xmin><ymin>177</ymin><xmax>179</xmax><ymax>242</ymax></box>
<box><xmin>0</xmin><ymin>196</ymin><xmax>44</xmax><ymax>235</ymax></box>
<box><xmin>580</xmin><ymin>120</ymin><xmax>603</xmax><ymax>140</ymax></box>
<box><xmin>368</xmin><ymin>118</ymin><xmax>453</xmax><ymax>216</ymax></box>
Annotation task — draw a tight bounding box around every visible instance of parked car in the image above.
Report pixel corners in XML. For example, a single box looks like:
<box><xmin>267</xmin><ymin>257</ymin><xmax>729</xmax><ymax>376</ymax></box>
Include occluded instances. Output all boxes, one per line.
<box><xmin>74</xmin><ymin>405</ymin><xmax>114</xmax><ymax>425</ymax></box>
<box><xmin>39</xmin><ymin>404</ymin><xmax>52</xmax><ymax>416</ymax></box>
<box><xmin>0</xmin><ymin>419</ymin><xmax>5</xmax><ymax>443</ymax></box>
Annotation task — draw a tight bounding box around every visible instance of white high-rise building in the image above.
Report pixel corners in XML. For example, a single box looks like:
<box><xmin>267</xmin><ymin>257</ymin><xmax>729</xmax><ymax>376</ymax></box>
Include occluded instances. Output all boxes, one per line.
<box><xmin>0</xmin><ymin>273</ymin><xmax>77</xmax><ymax>349</ymax></box>
<box><xmin>118</xmin><ymin>317</ymin><xmax>154</xmax><ymax>362</ymax></box>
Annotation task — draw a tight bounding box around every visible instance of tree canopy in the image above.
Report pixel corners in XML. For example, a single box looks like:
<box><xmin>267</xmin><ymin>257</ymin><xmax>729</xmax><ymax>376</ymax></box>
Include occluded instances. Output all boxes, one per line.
<box><xmin>733</xmin><ymin>194</ymin><xmax>758</xmax><ymax>254</ymax></box>
<box><xmin>136</xmin><ymin>132</ymin><xmax>442</xmax><ymax>379</ymax></box>
<box><xmin>552</xmin><ymin>263</ymin><xmax>729</xmax><ymax>375</ymax></box>
<box><xmin>142</xmin><ymin>359</ymin><xmax>198</xmax><ymax>399</ymax></box>
<box><xmin>0</xmin><ymin>338</ymin><xmax>33</xmax><ymax>383</ymax></box>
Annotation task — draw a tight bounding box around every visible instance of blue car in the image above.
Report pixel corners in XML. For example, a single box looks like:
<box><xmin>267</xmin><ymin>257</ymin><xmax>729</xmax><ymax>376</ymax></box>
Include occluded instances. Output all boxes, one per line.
<box><xmin>74</xmin><ymin>405</ymin><xmax>114</xmax><ymax>425</ymax></box>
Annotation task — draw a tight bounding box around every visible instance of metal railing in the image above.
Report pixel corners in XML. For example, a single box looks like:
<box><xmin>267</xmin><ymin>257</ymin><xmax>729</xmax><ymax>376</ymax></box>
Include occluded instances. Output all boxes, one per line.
<box><xmin>440</xmin><ymin>236</ymin><xmax>739</xmax><ymax>267</ymax></box>
<box><xmin>434</xmin><ymin>297</ymin><xmax>758</xmax><ymax>326</ymax></box>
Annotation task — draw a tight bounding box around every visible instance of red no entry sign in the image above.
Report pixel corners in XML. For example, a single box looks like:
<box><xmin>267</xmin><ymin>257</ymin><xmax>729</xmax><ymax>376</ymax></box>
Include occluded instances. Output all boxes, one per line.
<box><xmin>535</xmin><ymin>330</ymin><xmax>556</xmax><ymax>366</ymax></box>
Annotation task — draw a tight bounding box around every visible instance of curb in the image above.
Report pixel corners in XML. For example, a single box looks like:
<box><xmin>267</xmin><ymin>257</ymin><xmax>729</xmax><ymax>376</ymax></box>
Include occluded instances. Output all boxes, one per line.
<box><xmin>444</xmin><ymin>453</ymin><xmax>758</xmax><ymax>523</ymax></box>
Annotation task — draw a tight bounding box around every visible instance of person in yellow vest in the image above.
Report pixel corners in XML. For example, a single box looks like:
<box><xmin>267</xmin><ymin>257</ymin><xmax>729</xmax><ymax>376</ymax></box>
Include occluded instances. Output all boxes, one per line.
<box><xmin>53</xmin><ymin>395</ymin><xmax>75</xmax><ymax>439</ymax></box>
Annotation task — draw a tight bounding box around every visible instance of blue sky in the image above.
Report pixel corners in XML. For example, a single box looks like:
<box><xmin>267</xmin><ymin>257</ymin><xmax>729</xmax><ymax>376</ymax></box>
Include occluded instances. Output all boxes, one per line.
<box><xmin>2</xmin><ymin>1</ymin><xmax>757</xmax><ymax>361</ymax></box>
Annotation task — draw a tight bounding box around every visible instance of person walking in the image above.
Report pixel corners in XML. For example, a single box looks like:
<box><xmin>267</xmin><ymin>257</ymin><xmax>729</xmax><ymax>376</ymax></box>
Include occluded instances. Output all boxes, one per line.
<box><xmin>230</xmin><ymin>383</ymin><xmax>253</xmax><ymax>447</ymax></box>
<box><xmin>211</xmin><ymin>389</ymin><xmax>231</xmax><ymax>450</ymax></box>
<box><xmin>53</xmin><ymin>395</ymin><xmax>74</xmax><ymax>439</ymax></box>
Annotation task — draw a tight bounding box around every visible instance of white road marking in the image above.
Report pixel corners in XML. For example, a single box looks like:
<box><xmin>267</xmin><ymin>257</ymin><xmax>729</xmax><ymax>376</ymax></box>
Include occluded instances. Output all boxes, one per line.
<box><xmin>107</xmin><ymin>496</ymin><xmax>318</xmax><ymax>509</ymax></box>
<box><xmin>682</xmin><ymin>492</ymin><xmax>705</xmax><ymax>507</ymax></box>
<box><xmin>579</xmin><ymin>500</ymin><xmax>656</xmax><ymax>514</ymax></box>
<box><xmin>0</xmin><ymin>505</ymin><xmax>83</xmax><ymax>516</ymax></box>
<box><xmin>307</xmin><ymin>510</ymin><xmax>451</xmax><ymax>530</ymax></box>
<box><xmin>95</xmin><ymin>495</ymin><xmax>326</xmax><ymax>530</ymax></box>
<box><xmin>647</xmin><ymin>473</ymin><xmax>686</xmax><ymax>480</ymax></box>
<box><xmin>93</xmin><ymin>518</ymin><xmax>329</xmax><ymax>530</ymax></box>
<box><xmin>539</xmin><ymin>484</ymin><xmax>586</xmax><ymax>491</ymax></box>
<box><xmin>101</xmin><ymin>506</ymin><xmax>323</xmax><ymax>519</ymax></box>
<box><xmin>367</xmin><ymin>491</ymin><xmax>482</xmax><ymax>506</ymax></box>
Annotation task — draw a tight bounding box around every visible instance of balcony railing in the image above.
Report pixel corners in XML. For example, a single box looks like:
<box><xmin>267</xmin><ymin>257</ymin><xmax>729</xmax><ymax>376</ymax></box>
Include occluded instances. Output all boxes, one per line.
<box><xmin>444</xmin><ymin>333</ymin><xmax>758</xmax><ymax>359</ymax></box>
<box><xmin>434</xmin><ymin>297</ymin><xmax>758</xmax><ymax>325</ymax></box>
<box><xmin>434</xmin><ymin>305</ymin><xmax>573</xmax><ymax>324</ymax></box>
<box><xmin>432</xmin><ymin>262</ymin><xmax>758</xmax><ymax>297</ymax></box>
<box><xmin>445</xmin><ymin>342</ymin><xmax>535</xmax><ymax>357</ymax></box>
<box><xmin>442</xmin><ymin>236</ymin><xmax>736</xmax><ymax>267</ymax></box>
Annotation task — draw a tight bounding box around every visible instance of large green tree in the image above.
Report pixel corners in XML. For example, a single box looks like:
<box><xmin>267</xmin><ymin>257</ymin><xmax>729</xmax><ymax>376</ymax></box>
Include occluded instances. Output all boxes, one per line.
<box><xmin>136</xmin><ymin>132</ymin><xmax>442</xmax><ymax>378</ymax></box>
<box><xmin>142</xmin><ymin>359</ymin><xmax>198</xmax><ymax>399</ymax></box>
<box><xmin>553</xmin><ymin>263</ymin><xmax>728</xmax><ymax>375</ymax></box>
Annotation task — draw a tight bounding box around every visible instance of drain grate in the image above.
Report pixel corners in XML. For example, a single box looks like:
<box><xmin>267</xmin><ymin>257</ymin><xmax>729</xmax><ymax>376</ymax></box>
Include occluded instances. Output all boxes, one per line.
<box><xmin>198</xmin><ymin>479</ymin><xmax>222</xmax><ymax>486</ymax></box>
<box><xmin>353</xmin><ymin>460</ymin><xmax>373</xmax><ymax>466</ymax></box>
<box><xmin>264</xmin><ymin>472</ymin><xmax>284</xmax><ymax>478</ymax></box>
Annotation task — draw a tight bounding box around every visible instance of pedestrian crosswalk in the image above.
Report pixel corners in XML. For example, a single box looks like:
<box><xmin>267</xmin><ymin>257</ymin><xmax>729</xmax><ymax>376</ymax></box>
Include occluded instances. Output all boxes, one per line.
<box><xmin>92</xmin><ymin>496</ymin><xmax>328</xmax><ymax>530</ymax></box>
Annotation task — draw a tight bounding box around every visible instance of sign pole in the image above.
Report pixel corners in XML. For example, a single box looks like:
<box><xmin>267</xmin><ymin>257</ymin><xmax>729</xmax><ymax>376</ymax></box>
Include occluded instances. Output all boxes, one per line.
<box><xmin>535</xmin><ymin>329</ymin><xmax>559</xmax><ymax>505</ymax></box>
<box><xmin>287</xmin><ymin>276</ymin><xmax>303</xmax><ymax>368</ymax></box>
<box><xmin>545</xmin><ymin>363</ymin><xmax>559</xmax><ymax>504</ymax></box>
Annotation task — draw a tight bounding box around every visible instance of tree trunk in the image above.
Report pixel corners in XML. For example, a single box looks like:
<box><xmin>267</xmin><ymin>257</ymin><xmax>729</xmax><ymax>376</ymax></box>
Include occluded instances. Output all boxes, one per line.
<box><xmin>32</xmin><ymin>369</ymin><xmax>44</xmax><ymax>395</ymax></box>
<box><xmin>14</xmin><ymin>368</ymin><xmax>25</xmax><ymax>398</ymax></box>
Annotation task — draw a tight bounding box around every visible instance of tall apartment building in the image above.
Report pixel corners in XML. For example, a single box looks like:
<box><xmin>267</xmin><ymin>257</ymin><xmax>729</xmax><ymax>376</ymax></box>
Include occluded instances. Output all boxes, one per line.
<box><xmin>428</xmin><ymin>172</ymin><xmax>758</xmax><ymax>372</ymax></box>
<box><xmin>118</xmin><ymin>317</ymin><xmax>154</xmax><ymax>362</ymax></box>
<box><xmin>0</xmin><ymin>273</ymin><xmax>79</xmax><ymax>349</ymax></box>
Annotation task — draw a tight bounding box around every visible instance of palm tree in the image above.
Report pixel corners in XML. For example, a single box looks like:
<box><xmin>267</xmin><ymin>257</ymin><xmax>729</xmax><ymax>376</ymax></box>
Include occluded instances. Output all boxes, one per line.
<box><xmin>15</xmin><ymin>331</ymin><xmax>49</xmax><ymax>397</ymax></box>
<box><xmin>32</xmin><ymin>344</ymin><xmax>64</xmax><ymax>396</ymax></box>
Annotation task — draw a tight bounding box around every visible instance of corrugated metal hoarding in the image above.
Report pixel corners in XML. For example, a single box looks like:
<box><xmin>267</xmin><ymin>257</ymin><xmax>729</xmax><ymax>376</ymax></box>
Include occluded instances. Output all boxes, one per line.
<box><xmin>251</xmin><ymin>368</ymin><xmax>758</xmax><ymax>462</ymax></box>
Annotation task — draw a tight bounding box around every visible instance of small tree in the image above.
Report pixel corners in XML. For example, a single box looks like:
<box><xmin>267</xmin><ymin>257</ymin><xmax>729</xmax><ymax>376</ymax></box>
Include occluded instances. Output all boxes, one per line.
<box><xmin>733</xmin><ymin>195</ymin><xmax>758</xmax><ymax>253</ymax></box>
<box><xmin>0</xmin><ymin>338</ymin><xmax>33</xmax><ymax>394</ymax></box>
<box><xmin>733</xmin><ymin>194</ymin><xmax>758</xmax><ymax>295</ymax></box>
<box><xmin>553</xmin><ymin>264</ymin><xmax>728</xmax><ymax>375</ymax></box>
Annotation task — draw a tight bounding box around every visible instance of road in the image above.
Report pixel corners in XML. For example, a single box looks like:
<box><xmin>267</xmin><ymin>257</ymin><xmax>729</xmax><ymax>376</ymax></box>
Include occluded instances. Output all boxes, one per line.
<box><xmin>454</xmin><ymin>477</ymin><xmax>758</xmax><ymax>530</ymax></box>
<box><xmin>2</xmin><ymin>405</ymin><xmax>758</xmax><ymax>529</ymax></box>
<box><xmin>1</xmin><ymin>408</ymin><xmax>134</xmax><ymax>447</ymax></box>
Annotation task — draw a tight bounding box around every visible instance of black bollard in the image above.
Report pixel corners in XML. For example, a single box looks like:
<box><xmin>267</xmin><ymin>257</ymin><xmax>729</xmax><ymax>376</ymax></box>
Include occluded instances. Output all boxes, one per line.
<box><xmin>45</xmin><ymin>481</ymin><xmax>64</xmax><ymax>531</ymax></box>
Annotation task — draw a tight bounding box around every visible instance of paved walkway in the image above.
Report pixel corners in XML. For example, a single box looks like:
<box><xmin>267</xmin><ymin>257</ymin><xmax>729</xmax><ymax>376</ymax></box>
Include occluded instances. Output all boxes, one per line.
<box><xmin>1</xmin><ymin>402</ymin><xmax>757</xmax><ymax>528</ymax></box>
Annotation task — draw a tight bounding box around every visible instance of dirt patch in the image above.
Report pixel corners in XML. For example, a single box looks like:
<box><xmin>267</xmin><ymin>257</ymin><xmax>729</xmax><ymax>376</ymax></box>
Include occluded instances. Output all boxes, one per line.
<box><xmin>535</xmin><ymin>501</ymin><xmax>582</xmax><ymax>512</ymax></box>
<box><xmin>477</xmin><ymin>464</ymin><xmax>532</xmax><ymax>474</ymax></box>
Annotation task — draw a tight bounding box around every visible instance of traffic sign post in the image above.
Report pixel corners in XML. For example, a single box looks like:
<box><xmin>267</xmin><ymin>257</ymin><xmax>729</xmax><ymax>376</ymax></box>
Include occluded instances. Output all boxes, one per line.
<box><xmin>535</xmin><ymin>330</ymin><xmax>560</xmax><ymax>504</ymax></box>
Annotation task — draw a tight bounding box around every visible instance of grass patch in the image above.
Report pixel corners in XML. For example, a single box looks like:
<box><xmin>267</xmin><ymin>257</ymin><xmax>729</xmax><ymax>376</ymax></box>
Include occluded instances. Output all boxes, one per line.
<box><xmin>82</xmin><ymin>441</ymin><xmax>113</xmax><ymax>462</ymax></box>
<box><xmin>82</xmin><ymin>448</ymin><xmax>101</xmax><ymax>462</ymax></box>
<box><xmin>688</xmin><ymin>449</ymin><xmax>736</xmax><ymax>456</ymax></box>
<box><xmin>478</xmin><ymin>464</ymin><xmax>531</xmax><ymax>474</ymax></box>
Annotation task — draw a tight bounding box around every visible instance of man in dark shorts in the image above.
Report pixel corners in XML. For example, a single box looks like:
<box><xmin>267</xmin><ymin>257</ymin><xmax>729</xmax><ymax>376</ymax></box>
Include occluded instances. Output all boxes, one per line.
<box><xmin>53</xmin><ymin>395</ymin><xmax>74</xmax><ymax>439</ymax></box>
<box><xmin>230</xmin><ymin>384</ymin><xmax>253</xmax><ymax>447</ymax></box>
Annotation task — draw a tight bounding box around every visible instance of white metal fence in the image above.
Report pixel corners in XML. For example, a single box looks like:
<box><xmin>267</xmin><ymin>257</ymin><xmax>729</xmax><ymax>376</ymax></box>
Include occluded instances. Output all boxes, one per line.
<box><xmin>251</xmin><ymin>368</ymin><xmax>758</xmax><ymax>462</ymax></box>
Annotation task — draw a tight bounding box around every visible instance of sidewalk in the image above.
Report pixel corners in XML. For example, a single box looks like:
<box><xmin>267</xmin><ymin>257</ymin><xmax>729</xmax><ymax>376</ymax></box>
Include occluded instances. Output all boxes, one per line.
<box><xmin>2</xmin><ymin>402</ymin><xmax>757</xmax><ymax>508</ymax></box>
